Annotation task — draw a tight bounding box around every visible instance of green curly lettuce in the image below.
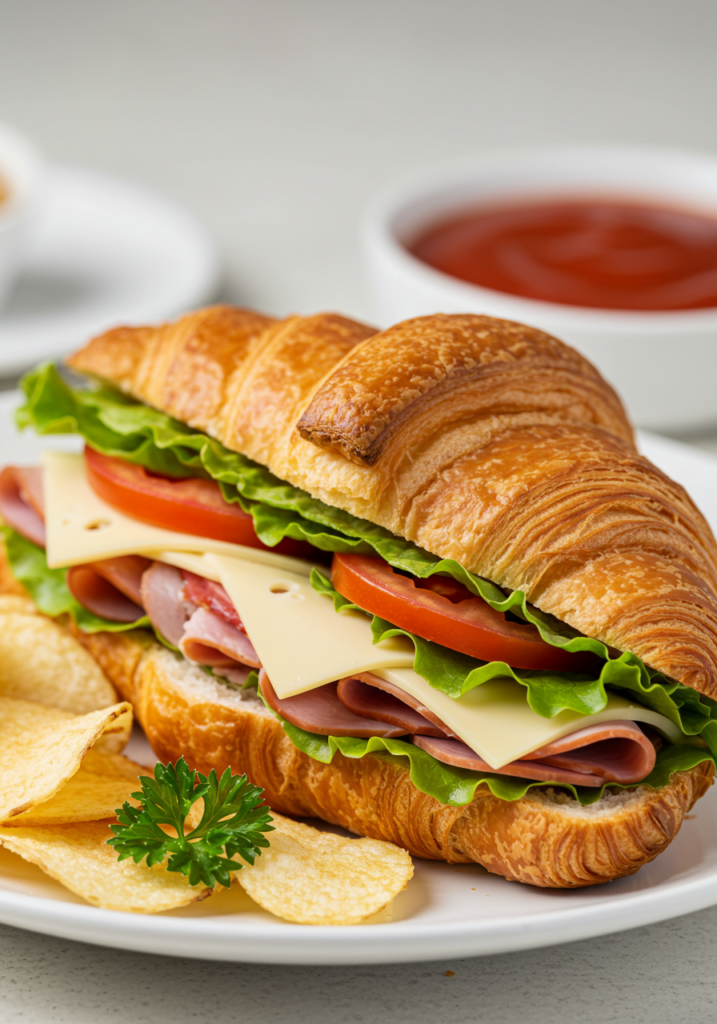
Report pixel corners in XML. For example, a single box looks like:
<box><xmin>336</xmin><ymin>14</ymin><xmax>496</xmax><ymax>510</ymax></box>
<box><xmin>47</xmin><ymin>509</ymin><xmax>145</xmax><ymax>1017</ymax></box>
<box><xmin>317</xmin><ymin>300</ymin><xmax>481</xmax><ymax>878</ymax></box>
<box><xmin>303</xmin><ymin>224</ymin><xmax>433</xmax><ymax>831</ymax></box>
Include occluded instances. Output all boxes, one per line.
<box><xmin>17</xmin><ymin>363</ymin><xmax>628</xmax><ymax>658</ymax></box>
<box><xmin>310</xmin><ymin>568</ymin><xmax>717</xmax><ymax>754</ymax></box>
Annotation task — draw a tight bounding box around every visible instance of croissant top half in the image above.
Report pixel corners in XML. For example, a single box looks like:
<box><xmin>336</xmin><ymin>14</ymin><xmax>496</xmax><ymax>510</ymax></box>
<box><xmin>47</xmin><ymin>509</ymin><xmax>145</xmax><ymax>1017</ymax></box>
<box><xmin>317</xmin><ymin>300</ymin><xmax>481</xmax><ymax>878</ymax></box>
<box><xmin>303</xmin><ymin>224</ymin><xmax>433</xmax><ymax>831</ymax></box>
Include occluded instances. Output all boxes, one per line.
<box><xmin>68</xmin><ymin>306</ymin><xmax>717</xmax><ymax>699</ymax></box>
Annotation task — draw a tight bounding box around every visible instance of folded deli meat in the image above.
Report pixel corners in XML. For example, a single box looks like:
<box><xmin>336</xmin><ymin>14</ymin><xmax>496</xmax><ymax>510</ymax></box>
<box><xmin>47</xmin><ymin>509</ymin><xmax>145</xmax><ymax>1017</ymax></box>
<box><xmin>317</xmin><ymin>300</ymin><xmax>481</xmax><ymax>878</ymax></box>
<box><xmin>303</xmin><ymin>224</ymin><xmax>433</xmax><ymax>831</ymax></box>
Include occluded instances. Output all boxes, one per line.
<box><xmin>0</xmin><ymin>462</ymin><xmax>669</xmax><ymax>786</ymax></box>
<box><xmin>1</xmin><ymin>308</ymin><xmax>715</xmax><ymax>888</ymax></box>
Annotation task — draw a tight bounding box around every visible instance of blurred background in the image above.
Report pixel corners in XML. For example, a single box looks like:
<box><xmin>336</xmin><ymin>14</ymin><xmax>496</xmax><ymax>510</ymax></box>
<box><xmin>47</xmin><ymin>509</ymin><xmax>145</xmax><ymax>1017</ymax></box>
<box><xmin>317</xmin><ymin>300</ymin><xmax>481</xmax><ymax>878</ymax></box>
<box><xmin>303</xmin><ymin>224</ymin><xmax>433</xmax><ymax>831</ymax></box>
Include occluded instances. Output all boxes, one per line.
<box><xmin>3</xmin><ymin>4</ymin><xmax>717</xmax><ymax>1022</ymax></box>
<box><xmin>2</xmin><ymin>0</ymin><xmax>716</xmax><ymax>320</ymax></box>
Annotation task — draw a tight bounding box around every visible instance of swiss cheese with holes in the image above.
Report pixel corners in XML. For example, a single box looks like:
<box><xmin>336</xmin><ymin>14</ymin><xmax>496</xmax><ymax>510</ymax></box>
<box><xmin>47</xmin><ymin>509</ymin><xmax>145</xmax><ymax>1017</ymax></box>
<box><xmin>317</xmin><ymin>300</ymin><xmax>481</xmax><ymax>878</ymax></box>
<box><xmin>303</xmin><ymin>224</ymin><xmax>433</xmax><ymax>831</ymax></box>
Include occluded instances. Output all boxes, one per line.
<box><xmin>42</xmin><ymin>450</ymin><xmax>682</xmax><ymax>769</ymax></box>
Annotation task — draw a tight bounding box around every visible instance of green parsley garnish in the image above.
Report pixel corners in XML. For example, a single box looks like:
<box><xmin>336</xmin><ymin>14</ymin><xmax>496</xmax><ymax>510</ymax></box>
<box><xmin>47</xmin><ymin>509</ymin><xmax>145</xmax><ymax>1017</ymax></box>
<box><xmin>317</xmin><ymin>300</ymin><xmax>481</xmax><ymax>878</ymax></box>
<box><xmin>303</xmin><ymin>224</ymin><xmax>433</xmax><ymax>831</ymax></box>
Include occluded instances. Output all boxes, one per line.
<box><xmin>107</xmin><ymin>757</ymin><xmax>274</xmax><ymax>889</ymax></box>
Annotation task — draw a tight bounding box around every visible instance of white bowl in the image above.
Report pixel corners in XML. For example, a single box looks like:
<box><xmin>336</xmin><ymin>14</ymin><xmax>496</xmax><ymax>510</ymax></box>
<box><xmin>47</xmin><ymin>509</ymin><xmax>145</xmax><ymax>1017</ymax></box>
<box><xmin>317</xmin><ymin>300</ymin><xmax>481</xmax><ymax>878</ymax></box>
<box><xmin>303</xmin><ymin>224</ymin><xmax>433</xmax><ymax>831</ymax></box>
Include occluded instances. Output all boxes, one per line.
<box><xmin>362</xmin><ymin>146</ymin><xmax>717</xmax><ymax>433</ymax></box>
<box><xmin>0</xmin><ymin>122</ymin><xmax>43</xmax><ymax>313</ymax></box>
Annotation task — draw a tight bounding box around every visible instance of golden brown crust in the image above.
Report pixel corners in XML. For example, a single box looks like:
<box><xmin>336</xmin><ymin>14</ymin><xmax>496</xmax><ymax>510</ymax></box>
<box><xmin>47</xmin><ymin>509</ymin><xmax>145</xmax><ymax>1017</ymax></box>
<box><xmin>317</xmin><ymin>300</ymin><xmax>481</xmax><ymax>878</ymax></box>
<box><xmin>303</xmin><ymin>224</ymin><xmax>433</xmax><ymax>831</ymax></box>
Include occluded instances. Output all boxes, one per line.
<box><xmin>220</xmin><ymin>313</ymin><xmax>376</xmax><ymax>467</ymax></box>
<box><xmin>297</xmin><ymin>314</ymin><xmax>634</xmax><ymax>464</ymax></box>
<box><xmin>68</xmin><ymin>305</ymin><xmax>277</xmax><ymax>440</ymax></box>
<box><xmin>449</xmin><ymin>765</ymin><xmax>713</xmax><ymax>886</ymax></box>
<box><xmin>68</xmin><ymin>324</ymin><xmax>156</xmax><ymax>396</ymax></box>
<box><xmin>70</xmin><ymin>625</ymin><xmax>714</xmax><ymax>888</ymax></box>
<box><xmin>68</xmin><ymin>306</ymin><xmax>717</xmax><ymax>698</ymax></box>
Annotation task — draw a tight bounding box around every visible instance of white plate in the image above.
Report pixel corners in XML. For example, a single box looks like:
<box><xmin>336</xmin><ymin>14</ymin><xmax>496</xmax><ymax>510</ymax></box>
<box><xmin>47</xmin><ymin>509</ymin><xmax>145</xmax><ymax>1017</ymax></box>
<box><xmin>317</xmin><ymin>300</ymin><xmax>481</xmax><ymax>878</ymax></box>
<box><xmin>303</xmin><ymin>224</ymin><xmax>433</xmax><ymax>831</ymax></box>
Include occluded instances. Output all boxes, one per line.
<box><xmin>0</xmin><ymin>167</ymin><xmax>220</xmax><ymax>376</ymax></box>
<box><xmin>0</xmin><ymin>391</ymin><xmax>716</xmax><ymax>964</ymax></box>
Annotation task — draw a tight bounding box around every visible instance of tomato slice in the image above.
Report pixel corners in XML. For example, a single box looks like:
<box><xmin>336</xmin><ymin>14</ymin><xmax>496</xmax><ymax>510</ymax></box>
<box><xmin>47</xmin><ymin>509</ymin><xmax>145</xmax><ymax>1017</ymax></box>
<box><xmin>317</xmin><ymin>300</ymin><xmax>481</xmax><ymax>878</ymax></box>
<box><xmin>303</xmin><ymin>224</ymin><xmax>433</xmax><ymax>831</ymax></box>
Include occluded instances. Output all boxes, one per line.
<box><xmin>84</xmin><ymin>446</ymin><xmax>310</xmax><ymax>557</ymax></box>
<box><xmin>331</xmin><ymin>553</ymin><xmax>598</xmax><ymax>672</ymax></box>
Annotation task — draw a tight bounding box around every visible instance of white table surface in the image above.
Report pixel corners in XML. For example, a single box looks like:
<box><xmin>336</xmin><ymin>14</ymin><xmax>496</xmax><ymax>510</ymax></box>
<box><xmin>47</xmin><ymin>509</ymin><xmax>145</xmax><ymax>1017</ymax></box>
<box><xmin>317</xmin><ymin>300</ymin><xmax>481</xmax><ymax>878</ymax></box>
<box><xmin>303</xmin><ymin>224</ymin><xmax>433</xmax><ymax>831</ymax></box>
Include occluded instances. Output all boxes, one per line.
<box><xmin>2</xmin><ymin>1</ymin><xmax>717</xmax><ymax>1020</ymax></box>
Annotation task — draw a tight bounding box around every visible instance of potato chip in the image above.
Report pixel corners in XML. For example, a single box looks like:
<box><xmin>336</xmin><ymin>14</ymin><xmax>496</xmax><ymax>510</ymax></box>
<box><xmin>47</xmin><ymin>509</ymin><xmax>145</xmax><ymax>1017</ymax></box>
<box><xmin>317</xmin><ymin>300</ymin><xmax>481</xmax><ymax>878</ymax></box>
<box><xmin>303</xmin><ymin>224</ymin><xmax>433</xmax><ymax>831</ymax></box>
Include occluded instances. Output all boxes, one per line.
<box><xmin>6</xmin><ymin>749</ymin><xmax>142</xmax><ymax>827</ymax></box>
<box><xmin>0</xmin><ymin>821</ymin><xmax>212</xmax><ymax>913</ymax></box>
<box><xmin>0</xmin><ymin>595</ymin><xmax>118</xmax><ymax>714</ymax></box>
<box><xmin>237</xmin><ymin>812</ymin><xmax>414</xmax><ymax>925</ymax></box>
<box><xmin>0</xmin><ymin>685</ymin><xmax>414</xmax><ymax>920</ymax></box>
<box><xmin>0</xmin><ymin>697</ymin><xmax>132</xmax><ymax>822</ymax></box>
<box><xmin>92</xmin><ymin>713</ymin><xmax>134</xmax><ymax>755</ymax></box>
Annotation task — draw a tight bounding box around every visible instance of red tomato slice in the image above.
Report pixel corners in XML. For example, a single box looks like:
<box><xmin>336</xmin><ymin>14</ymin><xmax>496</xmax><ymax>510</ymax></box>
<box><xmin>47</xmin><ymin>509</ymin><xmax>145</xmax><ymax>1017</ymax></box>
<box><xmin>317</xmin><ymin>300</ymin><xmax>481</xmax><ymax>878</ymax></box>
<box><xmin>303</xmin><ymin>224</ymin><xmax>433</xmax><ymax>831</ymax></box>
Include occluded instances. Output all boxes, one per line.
<box><xmin>84</xmin><ymin>446</ymin><xmax>310</xmax><ymax>557</ymax></box>
<box><xmin>331</xmin><ymin>553</ymin><xmax>598</xmax><ymax>672</ymax></box>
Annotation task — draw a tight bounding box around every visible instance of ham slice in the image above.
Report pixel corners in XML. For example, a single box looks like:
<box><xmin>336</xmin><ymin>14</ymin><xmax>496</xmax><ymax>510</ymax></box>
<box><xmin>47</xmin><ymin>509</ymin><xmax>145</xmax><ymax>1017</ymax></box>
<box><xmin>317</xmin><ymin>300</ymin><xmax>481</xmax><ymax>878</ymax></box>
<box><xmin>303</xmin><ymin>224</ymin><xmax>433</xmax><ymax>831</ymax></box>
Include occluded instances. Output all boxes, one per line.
<box><xmin>343</xmin><ymin>672</ymin><xmax>455</xmax><ymax>736</ymax></box>
<box><xmin>67</xmin><ymin>565</ymin><xmax>142</xmax><ymax>622</ymax></box>
<box><xmin>181</xmin><ymin>571</ymin><xmax>244</xmax><ymax>630</ymax></box>
<box><xmin>260</xmin><ymin>672</ymin><xmax>409</xmax><ymax>737</ymax></box>
<box><xmin>337</xmin><ymin>676</ymin><xmax>447</xmax><ymax>736</ymax></box>
<box><xmin>179</xmin><ymin>606</ymin><xmax>260</xmax><ymax>668</ymax></box>
<box><xmin>413</xmin><ymin>736</ymin><xmax>609</xmax><ymax>786</ymax></box>
<box><xmin>522</xmin><ymin>719</ymin><xmax>653</xmax><ymax>759</ymax></box>
<box><xmin>141</xmin><ymin>562</ymin><xmax>259</xmax><ymax>667</ymax></box>
<box><xmin>529</xmin><ymin>727</ymin><xmax>657</xmax><ymax>782</ymax></box>
<box><xmin>140</xmin><ymin>561</ymin><xmax>196</xmax><ymax>646</ymax></box>
<box><xmin>220</xmin><ymin>665</ymin><xmax>255</xmax><ymax>687</ymax></box>
<box><xmin>66</xmin><ymin>555</ymin><xmax>152</xmax><ymax>622</ymax></box>
<box><xmin>414</xmin><ymin>720</ymin><xmax>657</xmax><ymax>786</ymax></box>
<box><xmin>0</xmin><ymin>466</ymin><xmax>46</xmax><ymax>547</ymax></box>
<box><xmin>91</xmin><ymin>554</ymin><xmax>151</xmax><ymax>606</ymax></box>
<box><xmin>340</xmin><ymin>672</ymin><xmax>657</xmax><ymax>786</ymax></box>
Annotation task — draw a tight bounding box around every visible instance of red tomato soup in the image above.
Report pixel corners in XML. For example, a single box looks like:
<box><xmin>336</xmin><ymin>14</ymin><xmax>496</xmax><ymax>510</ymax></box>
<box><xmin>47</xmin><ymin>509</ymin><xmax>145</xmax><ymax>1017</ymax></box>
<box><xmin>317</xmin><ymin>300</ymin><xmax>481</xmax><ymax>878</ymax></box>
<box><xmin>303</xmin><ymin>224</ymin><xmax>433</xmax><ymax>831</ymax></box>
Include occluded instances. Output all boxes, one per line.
<box><xmin>409</xmin><ymin>199</ymin><xmax>717</xmax><ymax>311</ymax></box>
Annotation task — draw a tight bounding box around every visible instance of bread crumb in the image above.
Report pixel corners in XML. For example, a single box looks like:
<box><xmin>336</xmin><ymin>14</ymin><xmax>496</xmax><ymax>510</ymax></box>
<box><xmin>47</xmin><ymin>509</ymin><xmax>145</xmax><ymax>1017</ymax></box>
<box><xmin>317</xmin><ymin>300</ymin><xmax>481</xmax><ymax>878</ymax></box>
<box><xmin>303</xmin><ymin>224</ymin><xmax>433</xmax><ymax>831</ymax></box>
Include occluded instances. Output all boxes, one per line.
<box><xmin>445</xmin><ymin>971</ymin><xmax>455</xmax><ymax>977</ymax></box>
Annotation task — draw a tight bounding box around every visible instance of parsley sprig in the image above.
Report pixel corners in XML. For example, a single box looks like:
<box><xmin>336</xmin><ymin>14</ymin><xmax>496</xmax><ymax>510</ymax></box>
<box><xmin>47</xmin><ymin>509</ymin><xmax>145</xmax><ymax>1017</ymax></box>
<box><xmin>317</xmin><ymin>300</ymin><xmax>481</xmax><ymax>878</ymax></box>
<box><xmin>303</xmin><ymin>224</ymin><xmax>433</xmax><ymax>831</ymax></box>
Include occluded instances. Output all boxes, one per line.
<box><xmin>107</xmin><ymin>757</ymin><xmax>274</xmax><ymax>888</ymax></box>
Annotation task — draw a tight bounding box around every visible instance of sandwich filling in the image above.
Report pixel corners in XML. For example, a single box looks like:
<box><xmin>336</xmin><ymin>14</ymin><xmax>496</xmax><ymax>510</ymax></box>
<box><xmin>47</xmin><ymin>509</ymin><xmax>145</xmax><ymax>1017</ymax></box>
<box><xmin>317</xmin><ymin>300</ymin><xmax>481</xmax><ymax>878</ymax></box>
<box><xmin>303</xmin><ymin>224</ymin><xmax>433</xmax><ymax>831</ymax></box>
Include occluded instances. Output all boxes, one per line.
<box><xmin>2</xmin><ymin>363</ymin><xmax>716</xmax><ymax>807</ymax></box>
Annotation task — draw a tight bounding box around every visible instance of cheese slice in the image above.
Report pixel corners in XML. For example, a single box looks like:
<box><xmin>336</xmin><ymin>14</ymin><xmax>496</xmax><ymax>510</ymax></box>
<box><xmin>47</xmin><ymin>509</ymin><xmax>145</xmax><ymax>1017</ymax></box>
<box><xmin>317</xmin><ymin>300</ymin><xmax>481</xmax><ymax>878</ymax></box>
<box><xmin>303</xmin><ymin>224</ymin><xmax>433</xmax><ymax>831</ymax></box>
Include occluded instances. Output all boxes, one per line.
<box><xmin>208</xmin><ymin>554</ymin><xmax>682</xmax><ymax>769</ymax></box>
<box><xmin>209</xmin><ymin>553</ymin><xmax>416</xmax><ymax>698</ymax></box>
<box><xmin>42</xmin><ymin>452</ymin><xmax>312</xmax><ymax>576</ymax></box>
<box><xmin>149</xmin><ymin>551</ymin><xmax>223</xmax><ymax>583</ymax></box>
<box><xmin>42</xmin><ymin>452</ymin><xmax>687</xmax><ymax>772</ymax></box>
<box><xmin>374</xmin><ymin>668</ymin><xmax>683</xmax><ymax>769</ymax></box>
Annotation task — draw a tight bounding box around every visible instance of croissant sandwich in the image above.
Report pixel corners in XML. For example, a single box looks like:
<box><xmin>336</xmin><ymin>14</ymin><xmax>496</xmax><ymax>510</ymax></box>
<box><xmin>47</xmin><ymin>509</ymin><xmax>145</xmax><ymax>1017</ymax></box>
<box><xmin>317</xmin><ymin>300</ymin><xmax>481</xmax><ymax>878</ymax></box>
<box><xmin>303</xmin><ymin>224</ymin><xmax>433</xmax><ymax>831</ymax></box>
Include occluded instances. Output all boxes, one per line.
<box><xmin>1</xmin><ymin>306</ymin><xmax>715</xmax><ymax>889</ymax></box>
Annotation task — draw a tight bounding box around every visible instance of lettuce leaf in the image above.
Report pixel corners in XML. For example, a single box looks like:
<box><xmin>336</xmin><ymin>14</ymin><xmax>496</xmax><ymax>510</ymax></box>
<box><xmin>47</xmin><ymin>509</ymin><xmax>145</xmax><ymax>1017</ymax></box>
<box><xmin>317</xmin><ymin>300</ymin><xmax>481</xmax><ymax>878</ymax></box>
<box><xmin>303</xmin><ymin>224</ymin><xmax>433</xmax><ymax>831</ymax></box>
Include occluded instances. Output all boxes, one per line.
<box><xmin>19</xmin><ymin>367</ymin><xmax>717</xmax><ymax>735</ymax></box>
<box><xmin>311</xmin><ymin>569</ymin><xmax>717</xmax><ymax>753</ymax></box>
<box><xmin>2</xmin><ymin>527</ymin><xmax>149</xmax><ymax>634</ymax></box>
<box><xmin>17</xmin><ymin>366</ymin><xmax>717</xmax><ymax>805</ymax></box>
<box><xmin>17</xmin><ymin>364</ymin><xmax>628</xmax><ymax>658</ymax></box>
<box><xmin>269</xmin><ymin>706</ymin><xmax>715</xmax><ymax>807</ymax></box>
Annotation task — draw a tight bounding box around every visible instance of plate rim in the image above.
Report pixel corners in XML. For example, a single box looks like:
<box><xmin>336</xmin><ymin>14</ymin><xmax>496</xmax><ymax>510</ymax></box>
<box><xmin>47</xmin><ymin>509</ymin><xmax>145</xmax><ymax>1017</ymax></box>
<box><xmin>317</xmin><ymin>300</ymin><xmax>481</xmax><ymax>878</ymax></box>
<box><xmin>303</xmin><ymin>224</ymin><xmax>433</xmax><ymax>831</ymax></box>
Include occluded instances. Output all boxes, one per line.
<box><xmin>0</xmin><ymin>164</ymin><xmax>220</xmax><ymax>376</ymax></box>
<box><xmin>0</xmin><ymin>860</ymin><xmax>715</xmax><ymax>964</ymax></box>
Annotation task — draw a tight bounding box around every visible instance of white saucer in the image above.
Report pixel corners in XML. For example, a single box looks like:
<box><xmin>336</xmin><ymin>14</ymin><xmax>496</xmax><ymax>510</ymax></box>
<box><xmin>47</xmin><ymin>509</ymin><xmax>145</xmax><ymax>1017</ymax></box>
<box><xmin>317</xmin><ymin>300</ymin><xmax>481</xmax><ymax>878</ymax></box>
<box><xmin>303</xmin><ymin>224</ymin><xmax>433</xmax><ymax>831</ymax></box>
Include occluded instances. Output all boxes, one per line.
<box><xmin>0</xmin><ymin>166</ymin><xmax>220</xmax><ymax>376</ymax></box>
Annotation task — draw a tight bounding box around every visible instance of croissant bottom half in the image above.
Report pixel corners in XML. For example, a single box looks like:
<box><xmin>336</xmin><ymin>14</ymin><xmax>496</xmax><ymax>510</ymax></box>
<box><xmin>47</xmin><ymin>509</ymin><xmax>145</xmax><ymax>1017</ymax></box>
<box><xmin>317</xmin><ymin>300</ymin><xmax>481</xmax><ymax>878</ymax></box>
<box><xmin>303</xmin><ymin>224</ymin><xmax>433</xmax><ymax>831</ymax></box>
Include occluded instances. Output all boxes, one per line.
<box><xmin>72</xmin><ymin>631</ymin><xmax>711</xmax><ymax>888</ymax></box>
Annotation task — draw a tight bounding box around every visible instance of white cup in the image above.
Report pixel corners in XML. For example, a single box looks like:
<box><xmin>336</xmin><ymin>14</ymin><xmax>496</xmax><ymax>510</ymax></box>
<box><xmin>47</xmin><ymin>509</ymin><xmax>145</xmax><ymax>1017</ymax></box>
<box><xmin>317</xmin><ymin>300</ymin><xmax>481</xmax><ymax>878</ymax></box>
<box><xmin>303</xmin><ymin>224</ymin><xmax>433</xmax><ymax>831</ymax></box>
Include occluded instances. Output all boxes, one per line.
<box><xmin>362</xmin><ymin>146</ymin><xmax>717</xmax><ymax>433</ymax></box>
<box><xmin>0</xmin><ymin>122</ymin><xmax>44</xmax><ymax>313</ymax></box>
